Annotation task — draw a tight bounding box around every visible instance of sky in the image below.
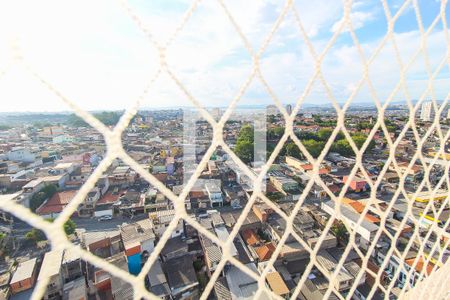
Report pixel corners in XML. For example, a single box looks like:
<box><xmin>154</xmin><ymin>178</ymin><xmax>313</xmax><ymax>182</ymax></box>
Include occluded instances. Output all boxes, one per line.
<box><xmin>0</xmin><ymin>0</ymin><xmax>448</xmax><ymax>112</ymax></box>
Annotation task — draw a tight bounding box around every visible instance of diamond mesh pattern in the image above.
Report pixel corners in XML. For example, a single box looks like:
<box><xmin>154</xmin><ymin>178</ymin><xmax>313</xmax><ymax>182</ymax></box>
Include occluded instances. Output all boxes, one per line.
<box><xmin>0</xmin><ymin>0</ymin><xmax>449</xmax><ymax>299</ymax></box>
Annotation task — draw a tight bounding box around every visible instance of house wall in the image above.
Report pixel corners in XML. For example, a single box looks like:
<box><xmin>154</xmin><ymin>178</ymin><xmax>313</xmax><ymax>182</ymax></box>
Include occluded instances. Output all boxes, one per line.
<box><xmin>141</xmin><ymin>239</ymin><xmax>155</xmax><ymax>253</ymax></box>
<box><xmin>10</xmin><ymin>275</ymin><xmax>35</xmax><ymax>294</ymax></box>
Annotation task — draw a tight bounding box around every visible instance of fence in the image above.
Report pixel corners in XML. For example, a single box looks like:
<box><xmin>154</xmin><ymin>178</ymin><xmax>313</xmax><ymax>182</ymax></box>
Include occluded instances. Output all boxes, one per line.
<box><xmin>0</xmin><ymin>0</ymin><xmax>449</xmax><ymax>299</ymax></box>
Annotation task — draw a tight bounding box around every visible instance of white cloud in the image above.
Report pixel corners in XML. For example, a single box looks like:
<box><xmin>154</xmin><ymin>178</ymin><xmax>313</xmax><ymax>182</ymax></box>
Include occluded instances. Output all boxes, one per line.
<box><xmin>0</xmin><ymin>0</ymin><xmax>447</xmax><ymax>112</ymax></box>
<box><xmin>331</xmin><ymin>11</ymin><xmax>375</xmax><ymax>33</ymax></box>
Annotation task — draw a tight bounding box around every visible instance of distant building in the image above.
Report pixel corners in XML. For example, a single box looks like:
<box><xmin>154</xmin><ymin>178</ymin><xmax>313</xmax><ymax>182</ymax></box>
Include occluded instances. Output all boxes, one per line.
<box><xmin>420</xmin><ymin>101</ymin><xmax>433</xmax><ymax>121</ymax></box>
<box><xmin>205</xmin><ymin>180</ymin><xmax>223</xmax><ymax>207</ymax></box>
<box><xmin>42</xmin><ymin>126</ymin><xmax>64</xmax><ymax>136</ymax></box>
<box><xmin>266</xmin><ymin>105</ymin><xmax>278</xmax><ymax>115</ymax></box>
<box><xmin>7</xmin><ymin>147</ymin><xmax>41</xmax><ymax>164</ymax></box>
<box><xmin>286</xmin><ymin>104</ymin><xmax>293</xmax><ymax>115</ymax></box>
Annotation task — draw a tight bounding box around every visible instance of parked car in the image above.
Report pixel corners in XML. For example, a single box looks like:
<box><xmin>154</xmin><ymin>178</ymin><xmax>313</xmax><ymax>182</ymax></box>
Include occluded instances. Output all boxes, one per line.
<box><xmin>98</xmin><ymin>215</ymin><xmax>112</xmax><ymax>221</ymax></box>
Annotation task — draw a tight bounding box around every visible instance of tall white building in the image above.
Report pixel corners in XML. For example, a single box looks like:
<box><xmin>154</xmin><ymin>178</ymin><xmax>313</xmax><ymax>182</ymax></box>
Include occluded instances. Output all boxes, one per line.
<box><xmin>286</xmin><ymin>104</ymin><xmax>293</xmax><ymax>115</ymax></box>
<box><xmin>420</xmin><ymin>101</ymin><xmax>433</xmax><ymax>121</ymax></box>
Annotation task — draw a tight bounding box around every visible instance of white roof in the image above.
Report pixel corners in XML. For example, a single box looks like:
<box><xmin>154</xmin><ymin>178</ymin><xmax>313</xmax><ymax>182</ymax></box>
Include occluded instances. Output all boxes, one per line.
<box><xmin>38</xmin><ymin>250</ymin><xmax>63</xmax><ymax>280</ymax></box>
<box><xmin>63</xmin><ymin>247</ymin><xmax>82</xmax><ymax>264</ymax></box>
<box><xmin>214</xmin><ymin>226</ymin><xmax>238</xmax><ymax>257</ymax></box>
<box><xmin>226</xmin><ymin>263</ymin><xmax>270</xmax><ymax>300</ymax></box>
<box><xmin>10</xmin><ymin>258</ymin><xmax>37</xmax><ymax>284</ymax></box>
<box><xmin>23</xmin><ymin>179</ymin><xmax>43</xmax><ymax>189</ymax></box>
<box><xmin>54</xmin><ymin>162</ymin><xmax>73</xmax><ymax>170</ymax></box>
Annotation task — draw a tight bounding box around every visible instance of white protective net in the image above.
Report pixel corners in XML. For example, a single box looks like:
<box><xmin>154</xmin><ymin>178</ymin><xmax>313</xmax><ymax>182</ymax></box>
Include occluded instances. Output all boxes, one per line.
<box><xmin>0</xmin><ymin>0</ymin><xmax>449</xmax><ymax>300</ymax></box>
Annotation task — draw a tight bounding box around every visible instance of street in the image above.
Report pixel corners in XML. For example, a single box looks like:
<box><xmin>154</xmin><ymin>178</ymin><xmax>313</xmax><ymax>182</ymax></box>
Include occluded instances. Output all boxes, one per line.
<box><xmin>12</xmin><ymin>214</ymin><xmax>149</xmax><ymax>233</ymax></box>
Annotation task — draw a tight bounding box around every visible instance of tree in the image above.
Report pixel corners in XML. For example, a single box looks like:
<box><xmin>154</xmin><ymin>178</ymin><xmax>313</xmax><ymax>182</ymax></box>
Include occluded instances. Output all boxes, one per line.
<box><xmin>331</xmin><ymin>133</ymin><xmax>374</xmax><ymax>157</ymax></box>
<box><xmin>284</xmin><ymin>142</ymin><xmax>302</xmax><ymax>159</ymax></box>
<box><xmin>30</xmin><ymin>184</ymin><xmax>57</xmax><ymax>212</ymax></box>
<box><xmin>295</xmin><ymin>131</ymin><xmax>317</xmax><ymax>140</ymax></box>
<box><xmin>234</xmin><ymin>140</ymin><xmax>254</xmax><ymax>164</ymax></box>
<box><xmin>332</xmin><ymin>139</ymin><xmax>354</xmax><ymax>157</ymax></box>
<box><xmin>46</xmin><ymin>218</ymin><xmax>77</xmax><ymax>236</ymax></box>
<box><xmin>351</xmin><ymin>133</ymin><xmax>375</xmax><ymax>150</ymax></box>
<box><xmin>267</xmin><ymin>126</ymin><xmax>285</xmax><ymax>140</ymax></box>
<box><xmin>317</xmin><ymin>128</ymin><xmax>333</xmax><ymax>141</ymax></box>
<box><xmin>25</xmin><ymin>228</ymin><xmax>46</xmax><ymax>244</ymax></box>
<box><xmin>235</xmin><ymin>125</ymin><xmax>255</xmax><ymax>164</ymax></box>
<box><xmin>67</xmin><ymin>111</ymin><xmax>122</xmax><ymax>127</ymax></box>
<box><xmin>331</xmin><ymin>222</ymin><xmax>348</xmax><ymax>244</ymax></box>
<box><xmin>0</xmin><ymin>125</ymin><xmax>11</xmax><ymax>131</ymax></box>
<box><xmin>64</xmin><ymin>219</ymin><xmax>77</xmax><ymax>235</ymax></box>
<box><xmin>237</xmin><ymin>124</ymin><xmax>254</xmax><ymax>143</ymax></box>
<box><xmin>302</xmin><ymin>139</ymin><xmax>325</xmax><ymax>158</ymax></box>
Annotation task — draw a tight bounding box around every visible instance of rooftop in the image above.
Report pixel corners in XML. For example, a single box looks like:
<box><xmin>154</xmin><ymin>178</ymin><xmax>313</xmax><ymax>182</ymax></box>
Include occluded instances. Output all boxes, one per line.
<box><xmin>266</xmin><ymin>272</ymin><xmax>290</xmax><ymax>296</ymax></box>
<box><xmin>164</xmin><ymin>255</ymin><xmax>197</xmax><ymax>290</ymax></box>
<box><xmin>10</xmin><ymin>258</ymin><xmax>37</xmax><ymax>284</ymax></box>
<box><xmin>36</xmin><ymin>190</ymin><xmax>77</xmax><ymax>215</ymax></box>
<box><xmin>38</xmin><ymin>250</ymin><xmax>63</xmax><ymax>281</ymax></box>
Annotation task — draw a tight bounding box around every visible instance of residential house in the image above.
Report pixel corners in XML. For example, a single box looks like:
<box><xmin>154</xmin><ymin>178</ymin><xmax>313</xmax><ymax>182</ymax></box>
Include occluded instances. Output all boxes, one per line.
<box><xmin>120</xmin><ymin>219</ymin><xmax>156</xmax><ymax>274</ymax></box>
<box><xmin>10</xmin><ymin>258</ymin><xmax>37</xmax><ymax>294</ymax></box>
<box><xmin>146</xmin><ymin>259</ymin><xmax>171</xmax><ymax>299</ymax></box>
<box><xmin>163</xmin><ymin>256</ymin><xmax>199</xmax><ymax>299</ymax></box>
<box><xmin>343</xmin><ymin>176</ymin><xmax>368</xmax><ymax>192</ymax></box>
<box><xmin>62</xmin><ymin>248</ymin><xmax>83</xmax><ymax>283</ymax></box>
<box><xmin>63</xmin><ymin>277</ymin><xmax>87</xmax><ymax>300</ymax></box>
<box><xmin>38</xmin><ymin>250</ymin><xmax>64</xmax><ymax>300</ymax></box>
<box><xmin>36</xmin><ymin>190</ymin><xmax>77</xmax><ymax>219</ymax></box>
<box><xmin>205</xmin><ymin>180</ymin><xmax>223</xmax><ymax>207</ymax></box>
<box><xmin>269</xmin><ymin>174</ymin><xmax>299</xmax><ymax>195</ymax></box>
<box><xmin>82</xmin><ymin>231</ymin><xmax>122</xmax><ymax>258</ymax></box>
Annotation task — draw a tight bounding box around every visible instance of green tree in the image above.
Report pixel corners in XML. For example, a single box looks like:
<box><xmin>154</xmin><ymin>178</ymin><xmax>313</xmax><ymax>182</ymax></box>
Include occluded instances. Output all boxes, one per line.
<box><xmin>234</xmin><ymin>140</ymin><xmax>254</xmax><ymax>164</ymax></box>
<box><xmin>332</xmin><ymin>139</ymin><xmax>354</xmax><ymax>157</ymax></box>
<box><xmin>235</xmin><ymin>125</ymin><xmax>255</xmax><ymax>164</ymax></box>
<box><xmin>64</xmin><ymin>219</ymin><xmax>77</xmax><ymax>235</ymax></box>
<box><xmin>302</xmin><ymin>139</ymin><xmax>325</xmax><ymax>158</ymax></box>
<box><xmin>45</xmin><ymin>218</ymin><xmax>77</xmax><ymax>236</ymax></box>
<box><xmin>317</xmin><ymin>128</ymin><xmax>333</xmax><ymax>141</ymax></box>
<box><xmin>30</xmin><ymin>184</ymin><xmax>57</xmax><ymax>212</ymax></box>
<box><xmin>237</xmin><ymin>124</ymin><xmax>254</xmax><ymax>143</ymax></box>
<box><xmin>295</xmin><ymin>131</ymin><xmax>318</xmax><ymax>140</ymax></box>
<box><xmin>67</xmin><ymin>111</ymin><xmax>121</xmax><ymax>127</ymax></box>
<box><xmin>25</xmin><ymin>228</ymin><xmax>46</xmax><ymax>243</ymax></box>
<box><xmin>351</xmin><ymin>133</ymin><xmax>375</xmax><ymax>150</ymax></box>
<box><xmin>331</xmin><ymin>222</ymin><xmax>348</xmax><ymax>244</ymax></box>
<box><xmin>285</xmin><ymin>142</ymin><xmax>302</xmax><ymax>159</ymax></box>
<box><xmin>267</xmin><ymin>126</ymin><xmax>285</xmax><ymax>140</ymax></box>
<box><xmin>0</xmin><ymin>125</ymin><xmax>11</xmax><ymax>131</ymax></box>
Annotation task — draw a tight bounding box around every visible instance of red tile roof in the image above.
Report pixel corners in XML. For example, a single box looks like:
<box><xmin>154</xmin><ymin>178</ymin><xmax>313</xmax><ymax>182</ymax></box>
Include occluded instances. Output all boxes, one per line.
<box><xmin>347</xmin><ymin>201</ymin><xmax>381</xmax><ymax>223</ymax></box>
<box><xmin>405</xmin><ymin>257</ymin><xmax>434</xmax><ymax>276</ymax></box>
<box><xmin>36</xmin><ymin>190</ymin><xmax>77</xmax><ymax>215</ymax></box>
<box><xmin>242</xmin><ymin>229</ymin><xmax>260</xmax><ymax>246</ymax></box>
<box><xmin>255</xmin><ymin>242</ymin><xmax>276</xmax><ymax>261</ymax></box>
<box><xmin>97</xmin><ymin>191</ymin><xmax>121</xmax><ymax>204</ymax></box>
